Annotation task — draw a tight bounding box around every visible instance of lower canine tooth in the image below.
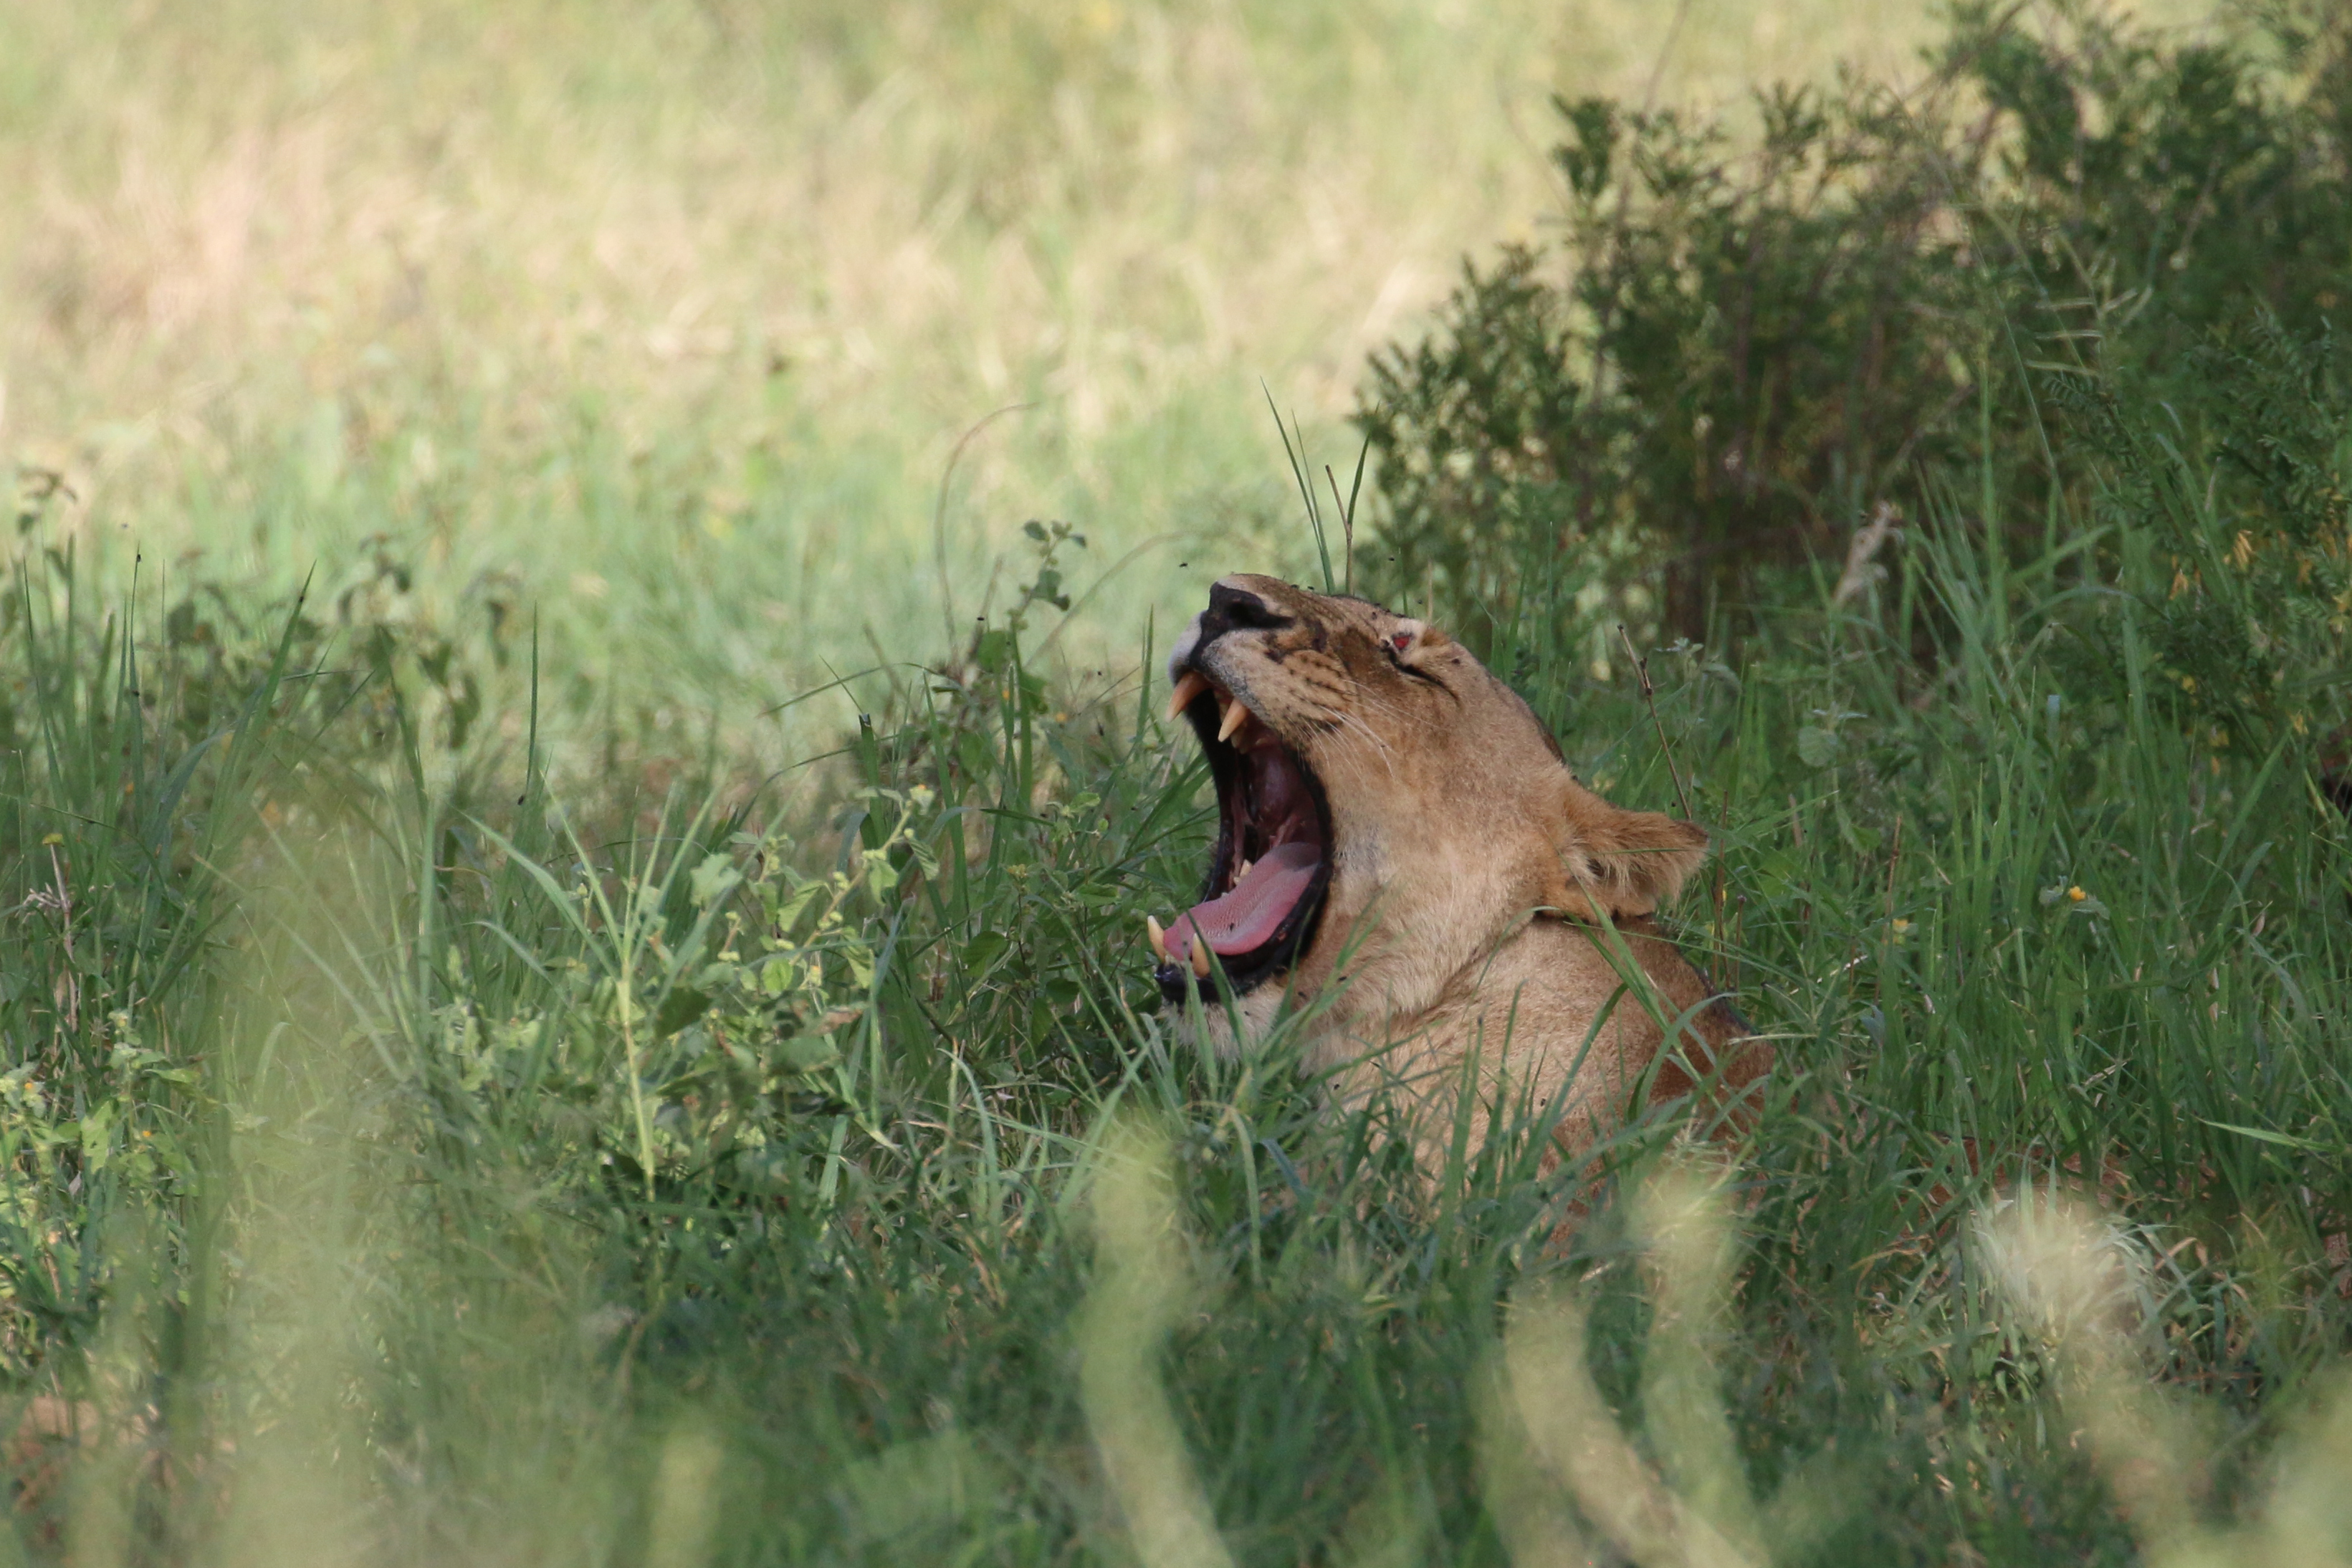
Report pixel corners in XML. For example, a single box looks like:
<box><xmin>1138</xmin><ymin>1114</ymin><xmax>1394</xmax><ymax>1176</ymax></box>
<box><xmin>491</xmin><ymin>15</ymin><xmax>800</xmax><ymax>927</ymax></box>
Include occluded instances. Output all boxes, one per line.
<box><xmin>1145</xmin><ymin>915</ymin><xmax>1168</xmax><ymax>962</ymax></box>
<box><xmin>1190</xmin><ymin>934</ymin><xmax>1212</xmax><ymax>978</ymax></box>
<box><xmin>1234</xmin><ymin>858</ymin><xmax>1253</xmax><ymax>883</ymax></box>
<box><xmin>1215</xmin><ymin>697</ymin><xmax>1250</xmax><ymax>744</ymax></box>
<box><xmin>1166</xmin><ymin>671</ymin><xmax>1210</xmax><ymax>723</ymax></box>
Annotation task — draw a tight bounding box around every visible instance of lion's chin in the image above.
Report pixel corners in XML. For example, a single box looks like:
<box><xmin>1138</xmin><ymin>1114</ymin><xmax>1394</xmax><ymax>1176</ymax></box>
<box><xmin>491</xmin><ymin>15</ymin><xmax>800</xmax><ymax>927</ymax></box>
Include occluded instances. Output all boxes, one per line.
<box><xmin>1150</xmin><ymin>679</ymin><xmax>1332</xmax><ymax>1005</ymax></box>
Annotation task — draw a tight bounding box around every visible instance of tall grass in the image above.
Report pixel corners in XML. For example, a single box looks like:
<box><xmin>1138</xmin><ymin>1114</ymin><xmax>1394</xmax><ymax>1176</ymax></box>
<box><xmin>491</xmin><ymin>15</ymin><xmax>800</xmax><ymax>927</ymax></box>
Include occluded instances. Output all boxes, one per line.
<box><xmin>1</xmin><ymin>408</ymin><xmax>2348</xmax><ymax>1559</ymax></box>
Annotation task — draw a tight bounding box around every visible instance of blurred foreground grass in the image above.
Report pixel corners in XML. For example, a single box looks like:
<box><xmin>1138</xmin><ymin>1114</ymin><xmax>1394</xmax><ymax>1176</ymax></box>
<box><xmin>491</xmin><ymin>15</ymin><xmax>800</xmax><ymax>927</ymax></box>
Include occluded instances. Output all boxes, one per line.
<box><xmin>1</xmin><ymin>0</ymin><xmax>2204</xmax><ymax>772</ymax></box>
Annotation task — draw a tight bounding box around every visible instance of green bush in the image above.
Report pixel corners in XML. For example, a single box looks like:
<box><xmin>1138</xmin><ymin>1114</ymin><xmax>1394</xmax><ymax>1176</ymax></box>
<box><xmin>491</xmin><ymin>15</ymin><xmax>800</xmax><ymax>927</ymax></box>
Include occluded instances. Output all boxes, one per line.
<box><xmin>1357</xmin><ymin>1</ymin><xmax>2352</xmax><ymax>654</ymax></box>
<box><xmin>2049</xmin><ymin>315</ymin><xmax>2352</xmax><ymax>768</ymax></box>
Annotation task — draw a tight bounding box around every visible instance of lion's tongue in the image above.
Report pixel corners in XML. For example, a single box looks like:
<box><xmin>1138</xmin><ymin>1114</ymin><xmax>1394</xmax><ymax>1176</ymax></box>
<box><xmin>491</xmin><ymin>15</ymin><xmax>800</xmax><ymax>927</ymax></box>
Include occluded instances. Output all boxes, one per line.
<box><xmin>1165</xmin><ymin>841</ymin><xmax>1322</xmax><ymax>957</ymax></box>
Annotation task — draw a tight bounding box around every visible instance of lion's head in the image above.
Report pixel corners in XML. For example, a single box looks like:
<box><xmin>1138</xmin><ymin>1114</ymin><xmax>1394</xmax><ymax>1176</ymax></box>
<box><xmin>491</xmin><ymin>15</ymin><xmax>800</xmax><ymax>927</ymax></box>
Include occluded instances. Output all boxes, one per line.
<box><xmin>1149</xmin><ymin>574</ymin><xmax>1711</xmax><ymax>1046</ymax></box>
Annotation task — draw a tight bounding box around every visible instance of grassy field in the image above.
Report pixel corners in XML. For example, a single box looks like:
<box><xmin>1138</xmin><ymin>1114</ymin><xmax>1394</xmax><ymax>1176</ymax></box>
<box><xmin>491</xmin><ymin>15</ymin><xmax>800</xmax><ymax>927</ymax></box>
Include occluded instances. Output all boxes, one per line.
<box><xmin>14</xmin><ymin>1</ymin><xmax>2352</xmax><ymax>1566</ymax></box>
<box><xmin>5</xmin><ymin>454</ymin><xmax>2350</xmax><ymax>1564</ymax></box>
<box><xmin>1</xmin><ymin>0</ymin><xmax>2206</xmax><ymax>770</ymax></box>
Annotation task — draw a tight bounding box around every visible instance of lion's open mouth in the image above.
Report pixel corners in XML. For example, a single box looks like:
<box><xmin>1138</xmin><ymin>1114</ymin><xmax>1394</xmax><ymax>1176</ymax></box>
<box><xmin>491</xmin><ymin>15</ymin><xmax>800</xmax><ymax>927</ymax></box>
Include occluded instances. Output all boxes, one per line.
<box><xmin>1150</xmin><ymin>671</ymin><xmax>1332</xmax><ymax>1003</ymax></box>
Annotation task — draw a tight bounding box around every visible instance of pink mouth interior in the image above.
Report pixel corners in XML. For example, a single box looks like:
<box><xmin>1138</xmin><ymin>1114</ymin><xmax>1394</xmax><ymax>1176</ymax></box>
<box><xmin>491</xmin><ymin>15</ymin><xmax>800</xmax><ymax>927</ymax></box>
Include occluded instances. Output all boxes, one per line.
<box><xmin>1161</xmin><ymin>732</ymin><xmax>1325</xmax><ymax>960</ymax></box>
<box><xmin>1165</xmin><ymin>841</ymin><xmax>1322</xmax><ymax>957</ymax></box>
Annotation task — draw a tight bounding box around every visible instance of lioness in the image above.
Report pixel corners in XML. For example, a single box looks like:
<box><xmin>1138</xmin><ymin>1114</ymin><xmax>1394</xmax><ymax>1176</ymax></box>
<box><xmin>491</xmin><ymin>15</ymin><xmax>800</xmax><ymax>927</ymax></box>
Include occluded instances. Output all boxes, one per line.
<box><xmin>1147</xmin><ymin>575</ymin><xmax>1766</xmax><ymax>1167</ymax></box>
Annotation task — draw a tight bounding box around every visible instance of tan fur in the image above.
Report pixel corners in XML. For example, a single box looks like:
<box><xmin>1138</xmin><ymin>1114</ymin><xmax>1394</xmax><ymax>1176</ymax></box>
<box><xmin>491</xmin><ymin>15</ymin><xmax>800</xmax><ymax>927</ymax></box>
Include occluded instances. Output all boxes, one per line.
<box><xmin>1170</xmin><ymin>574</ymin><xmax>1768</xmax><ymax>1169</ymax></box>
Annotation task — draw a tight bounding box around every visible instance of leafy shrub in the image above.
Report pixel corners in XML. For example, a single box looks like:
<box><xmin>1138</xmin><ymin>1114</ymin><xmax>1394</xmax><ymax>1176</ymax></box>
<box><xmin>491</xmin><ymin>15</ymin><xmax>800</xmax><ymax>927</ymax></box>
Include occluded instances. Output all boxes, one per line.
<box><xmin>2051</xmin><ymin>314</ymin><xmax>2352</xmax><ymax>768</ymax></box>
<box><xmin>1357</xmin><ymin>1</ymin><xmax>2352</xmax><ymax>654</ymax></box>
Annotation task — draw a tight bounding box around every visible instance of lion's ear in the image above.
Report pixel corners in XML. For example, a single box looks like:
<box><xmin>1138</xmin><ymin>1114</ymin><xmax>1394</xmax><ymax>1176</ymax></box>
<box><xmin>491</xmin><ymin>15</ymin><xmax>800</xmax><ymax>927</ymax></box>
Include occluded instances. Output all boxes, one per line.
<box><xmin>1542</xmin><ymin>778</ymin><xmax>1709</xmax><ymax>921</ymax></box>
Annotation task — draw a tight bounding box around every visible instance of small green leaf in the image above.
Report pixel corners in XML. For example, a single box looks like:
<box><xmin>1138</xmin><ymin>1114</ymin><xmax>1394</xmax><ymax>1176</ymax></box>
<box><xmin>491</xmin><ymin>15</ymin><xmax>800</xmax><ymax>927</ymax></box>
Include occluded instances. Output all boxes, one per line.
<box><xmin>654</xmin><ymin>986</ymin><xmax>712</xmax><ymax>1038</ymax></box>
<box><xmin>963</xmin><ymin>929</ymin><xmax>1010</xmax><ymax>972</ymax></box>
<box><xmin>778</xmin><ymin>1033</ymin><xmax>841</xmax><ymax>1074</ymax></box>
<box><xmin>690</xmin><ymin>852</ymin><xmax>741</xmax><ymax>909</ymax></box>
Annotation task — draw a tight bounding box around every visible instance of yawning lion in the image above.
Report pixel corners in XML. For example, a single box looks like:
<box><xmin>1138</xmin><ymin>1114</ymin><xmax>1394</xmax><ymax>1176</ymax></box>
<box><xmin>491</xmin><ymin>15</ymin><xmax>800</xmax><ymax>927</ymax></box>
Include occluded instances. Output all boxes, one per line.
<box><xmin>1147</xmin><ymin>575</ymin><xmax>1767</xmax><ymax>1167</ymax></box>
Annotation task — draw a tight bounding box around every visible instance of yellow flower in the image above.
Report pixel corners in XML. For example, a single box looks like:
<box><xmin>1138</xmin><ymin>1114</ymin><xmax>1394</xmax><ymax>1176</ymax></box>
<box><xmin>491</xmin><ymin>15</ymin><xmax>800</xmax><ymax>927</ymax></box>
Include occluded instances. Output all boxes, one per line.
<box><xmin>2067</xmin><ymin>886</ymin><xmax>2087</xmax><ymax>902</ymax></box>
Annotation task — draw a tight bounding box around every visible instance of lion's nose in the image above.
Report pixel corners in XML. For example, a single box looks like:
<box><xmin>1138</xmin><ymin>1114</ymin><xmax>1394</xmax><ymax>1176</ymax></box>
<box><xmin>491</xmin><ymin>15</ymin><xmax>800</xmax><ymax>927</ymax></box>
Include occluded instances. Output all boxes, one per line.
<box><xmin>1205</xmin><ymin>581</ymin><xmax>1288</xmax><ymax>634</ymax></box>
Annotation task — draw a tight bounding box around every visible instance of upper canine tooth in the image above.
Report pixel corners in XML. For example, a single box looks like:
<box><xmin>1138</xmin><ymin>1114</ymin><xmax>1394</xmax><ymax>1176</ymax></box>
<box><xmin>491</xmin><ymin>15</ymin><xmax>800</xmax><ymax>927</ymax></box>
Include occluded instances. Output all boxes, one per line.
<box><xmin>1215</xmin><ymin>697</ymin><xmax>1251</xmax><ymax>744</ymax></box>
<box><xmin>1166</xmin><ymin>671</ymin><xmax>1210</xmax><ymax>723</ymax></box>
<box><xmin>1145</xmin><ymin>914</ymin><xmax>1168</xmax><ymax>962</ymax></box>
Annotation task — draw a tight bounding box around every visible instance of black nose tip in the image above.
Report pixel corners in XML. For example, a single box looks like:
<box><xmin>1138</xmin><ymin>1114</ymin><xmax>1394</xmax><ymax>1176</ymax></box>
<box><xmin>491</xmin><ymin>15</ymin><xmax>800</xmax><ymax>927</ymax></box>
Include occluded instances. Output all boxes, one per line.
<box><xmin>1205</xmin><ymin>583</ymin><xmax>1289</xmax><ymax>634</ymax></box>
